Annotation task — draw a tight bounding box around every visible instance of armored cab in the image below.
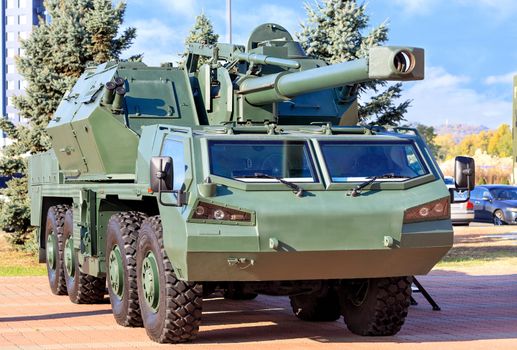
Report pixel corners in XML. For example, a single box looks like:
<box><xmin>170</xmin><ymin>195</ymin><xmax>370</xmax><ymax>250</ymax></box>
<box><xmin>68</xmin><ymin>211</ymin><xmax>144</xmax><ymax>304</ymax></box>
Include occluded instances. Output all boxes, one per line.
<box><xmin>29</xmin><ymin>22</ymin><xmax>474</xmax><ymax>345</ymax></box>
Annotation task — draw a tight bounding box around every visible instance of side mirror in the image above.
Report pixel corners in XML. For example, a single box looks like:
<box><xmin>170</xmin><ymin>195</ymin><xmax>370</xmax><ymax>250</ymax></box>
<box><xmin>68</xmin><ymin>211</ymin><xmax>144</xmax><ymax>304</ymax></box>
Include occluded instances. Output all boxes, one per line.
<box><xmin>482</xmin><ymin>196</ymin><xmax>491</xmax><ymax>202</ymax></box>
<box><xmin>150</xmin><ymin>156</ymin><xmax>173</xmax><ymax>192</ymax></box>
<box><xmin>454</xmin><ymin>156</ymin><xmax>475</xmax><ymax>191</ymax></box>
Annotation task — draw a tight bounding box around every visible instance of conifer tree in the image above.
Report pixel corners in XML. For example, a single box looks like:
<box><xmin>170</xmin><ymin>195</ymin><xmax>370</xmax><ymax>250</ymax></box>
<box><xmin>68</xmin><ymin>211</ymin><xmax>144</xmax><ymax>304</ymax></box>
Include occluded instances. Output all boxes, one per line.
<box><xmin>298</xmin><ymin>0</ymin><xmax>410</xmax><ymax>125</ymax></box>
<box><xmin>0</xmin><ymin>0</ymin><xmax>136</xmax><ymax>247</ymax></box>
<box><xmin>184</xmin><ymin>12</ymin><xmax>219</xmax><ymax>66</ymax></box>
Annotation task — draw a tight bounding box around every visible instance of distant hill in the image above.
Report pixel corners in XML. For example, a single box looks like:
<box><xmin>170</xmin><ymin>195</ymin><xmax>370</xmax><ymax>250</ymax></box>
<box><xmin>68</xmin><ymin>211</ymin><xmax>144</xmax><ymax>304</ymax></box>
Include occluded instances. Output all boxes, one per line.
<box><xmin>435</xmin><ymin>123</ymin><xmax>490</xmax><ymax>143</ymax></box>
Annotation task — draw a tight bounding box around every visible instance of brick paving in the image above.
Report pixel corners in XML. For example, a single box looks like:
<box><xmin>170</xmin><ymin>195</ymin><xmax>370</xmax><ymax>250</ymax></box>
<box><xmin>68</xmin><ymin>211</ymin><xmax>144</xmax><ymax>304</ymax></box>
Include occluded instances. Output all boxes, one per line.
<box><xmin>0</xmin><ymin>273</ymin><xmax>516</xmax><ymax>350</ymax></box>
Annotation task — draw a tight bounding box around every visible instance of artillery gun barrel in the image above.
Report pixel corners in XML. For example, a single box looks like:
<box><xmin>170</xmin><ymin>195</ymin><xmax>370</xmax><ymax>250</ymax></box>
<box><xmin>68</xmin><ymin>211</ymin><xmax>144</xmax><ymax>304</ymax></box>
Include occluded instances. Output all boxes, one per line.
<box><xmin>236</xmin><ymin>52</ymin><xmax>301</xmax><ymax>69</ymax></box>
<box><xmin>239</xmin><ymin>46</ymin><xmax>424</xmax><ymax>105</ymax></box>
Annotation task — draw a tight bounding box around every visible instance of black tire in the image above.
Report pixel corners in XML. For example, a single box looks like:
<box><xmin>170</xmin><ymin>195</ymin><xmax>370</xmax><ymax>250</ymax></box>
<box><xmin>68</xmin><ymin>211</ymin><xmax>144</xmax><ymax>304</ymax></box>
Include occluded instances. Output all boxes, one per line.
<box><xmin>289</xmin><ymin>290</ymin><xmax>341</xmax><ymax>321</ymax></box>
<box><xmin>493</xmin><ymin>210</ymin><xmax>506</xmax><ymax>226</ymax></box>
<box><xmin>224</xmin><ymin>283</ymin><xmax>258</xmax><ymax>300</ymax></box>
<box><xmin>63</xmin><ymin>209</ymin><xmax>106</xmax><ymax>304</ymax></box>
<box><xmin>106</xmin><ymin>211</ymin><xmax>147</xmax><ymax>327</ymax></box>
<box><xmin>45</xmin><ymin>205</ymin><xmax>69</xmax><ymax>295</ymax></box>
<box><xmin>339</xmin><ymin>276</ymin><xmax>412</xmax><ymax>336</ymax></box>
<box><xmin>137</xmin><ymin>216</ymin><xmax>203</xmax><ymax>343</ymax></box>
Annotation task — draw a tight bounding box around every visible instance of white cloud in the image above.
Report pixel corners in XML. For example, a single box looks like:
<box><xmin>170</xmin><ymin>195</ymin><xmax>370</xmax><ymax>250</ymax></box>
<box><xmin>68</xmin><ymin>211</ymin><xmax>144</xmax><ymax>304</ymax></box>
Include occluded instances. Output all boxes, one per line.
<box><xmin>402</xmin><ymin>66</ymin><xmax>511</xmax><ymax>127</ymax></box>
<box><xmin>485</xmin><ymin>71</ymin><xmax>517</xmax><ymax>85</ymax></box>
<box><xmin>393</xmin><ymin>0</ymin><xmax>517</xmax><ymax>17</ymax></box>
<box><xmin>131</xmin><ymin>0</ymin><xmax>198</xmax><ymax>17</ymax></box>
<box><xmin>122</xmin><ymin>19</ymin><xmax>185</xmax><ymax>65</ymax></box>
<box><xmin>392</xmin><ymin>0</ymin><xmax>437</xmax><ymax>15</ymax></box>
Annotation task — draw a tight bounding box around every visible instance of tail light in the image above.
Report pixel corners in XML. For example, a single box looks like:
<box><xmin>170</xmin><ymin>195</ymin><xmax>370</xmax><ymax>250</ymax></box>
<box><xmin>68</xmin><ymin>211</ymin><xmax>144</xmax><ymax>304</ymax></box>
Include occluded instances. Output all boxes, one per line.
<box><xmin>403</xmin><ymin>197</ymin><xmax>450</xmax><ymax>224</ymax></box>
<box><xmin>190</xmin><ymin>201</ymin><xmax>253</xmax><ymax>224</ymax></box>
<box><xmin>466</xmin><ymin>200</ymin><xmax>474</xmax><ymax>210</ymax></box>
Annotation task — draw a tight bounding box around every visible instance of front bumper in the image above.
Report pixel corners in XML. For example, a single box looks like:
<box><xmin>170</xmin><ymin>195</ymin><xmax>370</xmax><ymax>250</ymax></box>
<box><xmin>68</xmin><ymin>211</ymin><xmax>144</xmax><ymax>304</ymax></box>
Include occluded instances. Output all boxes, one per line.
<box><xmin>181</xmin><ymin>220</ymin><xmax>453</xmax><ymax>281</ymax></box>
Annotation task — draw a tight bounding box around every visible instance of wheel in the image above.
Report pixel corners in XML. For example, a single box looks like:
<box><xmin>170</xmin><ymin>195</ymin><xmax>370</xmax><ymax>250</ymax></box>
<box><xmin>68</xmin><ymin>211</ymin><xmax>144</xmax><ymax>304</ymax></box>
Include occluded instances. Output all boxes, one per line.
<box><xmin>289</xmin><ymin>290</ymin><xmax>341</xmax><ymax>321</ymax></box>
<box><xmin>45</xmin><ymin>205</ymin><xmax>69</xmax><ymax>295</ymax></box>
<box><xmin>493</xmin><ymin>210</ymin><xmax>506</xmax><ymax>225</ymax></box>
<box><xmin>224</xmin><ymin>283</ymin><xmax>258</xmax><ymax>300</ymax></box>
<box><xmin>339</xmin><ymin>276</ymin><xmax>412</xmax><ymax>336</ymax></box>
<box><xmin>137</xmin><ymin>216</ymin><xmax>203</xmax><ymax>343</ymax></box>
<box><xmin>63</xmin><ymin>209</ymin><xmax>106</xmax><ymax>304</ymax></box>
<box><xmin>106</xmin><ymin>211</ymin><xmax>147</xmax><ymax>327</ymax></box>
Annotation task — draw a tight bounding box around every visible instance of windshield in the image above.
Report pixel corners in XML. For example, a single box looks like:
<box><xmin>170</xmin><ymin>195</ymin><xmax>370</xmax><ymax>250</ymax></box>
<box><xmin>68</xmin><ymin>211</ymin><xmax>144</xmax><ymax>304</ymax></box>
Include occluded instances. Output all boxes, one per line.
<box><xmin>208</xmin><ymin>140</ymin><xmax>317</xmax><ymax>182</ymax></box>
<box><xmin>489</xmin><ymin>188</ymin><xmax>517</xmax><ymax>200</ymax></box>
<box><xmin>319</xmin><ymin>140</ymin><xmax>428</xmax><ymax>182</ymax></box>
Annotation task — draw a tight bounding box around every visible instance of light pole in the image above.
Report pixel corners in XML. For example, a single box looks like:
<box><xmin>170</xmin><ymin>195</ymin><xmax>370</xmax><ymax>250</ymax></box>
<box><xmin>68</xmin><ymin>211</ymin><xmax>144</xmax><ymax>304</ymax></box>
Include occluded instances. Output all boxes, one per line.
<box><xmin>226</xmin><ymin>0</ymin><xmax>232</xmax><ymax>44</ymax></box>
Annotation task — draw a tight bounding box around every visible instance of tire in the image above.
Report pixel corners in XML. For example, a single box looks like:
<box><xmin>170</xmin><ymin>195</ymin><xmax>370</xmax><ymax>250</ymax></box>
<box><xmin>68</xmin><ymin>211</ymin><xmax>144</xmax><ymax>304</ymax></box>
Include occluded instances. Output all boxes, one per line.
<box><xmin>63</xmin><ymin>209</ymin><xmax>106</xmax><ymax>304</ymax></box>
<box><xmin>493</xmin><ymin>210</ymin><xmax>506</xmax><ymax>226</ymax></box>
<box><xmin>137</xmin><ymin>216</ymin><xmax>203</xmax><ymax>343</ymax></box>
<box><xmin>106</xmin><ymin>211</ymin><xmax>147</xmax><ymax>327</ymax></box>
<box><xmin>45</xmin><ymin>205</ymin><xmax>69</xmax><ymax>295</ymax></box>
<box><xmin>289</xmin><ymin>290</ymin><xmax>341</xmax><ymax>322</ymax></box>
<box><xmin>224</xmin><ymin>283</ymin><xmax>258</xmax><ymax>300</ymax></box>
<box><xmin>339</xmin><ymin>276</ymin><xmax>412</xmax><ymax>336</ymax></box>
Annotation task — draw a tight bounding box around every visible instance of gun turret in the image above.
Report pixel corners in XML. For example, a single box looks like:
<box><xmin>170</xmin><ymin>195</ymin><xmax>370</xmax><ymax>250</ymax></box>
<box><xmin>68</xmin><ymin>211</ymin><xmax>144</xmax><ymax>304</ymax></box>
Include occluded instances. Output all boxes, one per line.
<box><xmin>239</xmin><ymin>47</ymin><xmax>423</xmax><ymax>106</ymax></box>
<box><xmin>186</xmin><ymin>23</ymin><xmax>424</xmax><ymax>126</ymax></box>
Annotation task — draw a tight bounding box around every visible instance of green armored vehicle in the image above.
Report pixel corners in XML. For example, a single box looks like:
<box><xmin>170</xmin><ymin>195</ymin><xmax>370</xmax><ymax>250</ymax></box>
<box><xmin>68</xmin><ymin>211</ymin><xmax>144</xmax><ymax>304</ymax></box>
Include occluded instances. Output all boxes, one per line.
<box><xmin>29</xmin><ymin>24</ymin><xmax>474</xmax><ymax>343</ymax></box>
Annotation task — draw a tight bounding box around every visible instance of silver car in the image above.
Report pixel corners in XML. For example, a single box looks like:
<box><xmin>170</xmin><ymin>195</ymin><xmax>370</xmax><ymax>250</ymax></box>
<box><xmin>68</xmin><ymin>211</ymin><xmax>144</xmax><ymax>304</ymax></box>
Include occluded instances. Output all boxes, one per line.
<box><xmin>444</xmin><ymin>176</ymin><xmax>474</xmax><ymax>225</ymax></box>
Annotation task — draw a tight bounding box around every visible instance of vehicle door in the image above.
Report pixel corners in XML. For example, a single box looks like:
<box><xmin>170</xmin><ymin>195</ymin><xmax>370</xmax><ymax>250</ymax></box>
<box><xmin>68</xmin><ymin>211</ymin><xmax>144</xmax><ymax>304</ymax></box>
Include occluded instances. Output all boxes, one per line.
<box><xmin>477</xmin><ymin>189</ymin><xmax>494</xmax><ymax>221</ymax></box>
<box><xmin>471</xmin><ymin>188</ymin><xmax>486</xmax><ymax>221</ymax></box>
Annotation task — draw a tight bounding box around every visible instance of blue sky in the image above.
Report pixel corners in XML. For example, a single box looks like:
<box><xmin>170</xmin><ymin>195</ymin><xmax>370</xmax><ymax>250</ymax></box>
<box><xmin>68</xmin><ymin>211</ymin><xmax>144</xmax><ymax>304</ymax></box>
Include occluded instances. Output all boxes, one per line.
<box><xmin>123</xmin><ymin>0</ymin><xmax>517</xmax><ymax>128</ymax></box>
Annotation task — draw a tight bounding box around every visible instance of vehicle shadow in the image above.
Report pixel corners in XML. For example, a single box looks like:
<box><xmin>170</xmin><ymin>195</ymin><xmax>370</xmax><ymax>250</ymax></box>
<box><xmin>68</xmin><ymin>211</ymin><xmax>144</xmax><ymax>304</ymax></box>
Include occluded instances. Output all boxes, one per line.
<box><xmin>196</xmin><ymin>272</ymin><xmax>517</xmax><ymax>344</ymax></box>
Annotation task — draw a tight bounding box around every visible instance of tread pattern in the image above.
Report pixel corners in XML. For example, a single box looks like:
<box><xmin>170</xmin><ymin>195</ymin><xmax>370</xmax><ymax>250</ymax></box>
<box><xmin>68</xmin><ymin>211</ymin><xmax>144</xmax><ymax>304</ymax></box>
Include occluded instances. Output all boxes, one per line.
<box><xmin>345</xmin><ymin>276</ymin><xmax>412</xmax><ymax>336</ymax></box>
<box><xmin>47</xmin><ymin>205</ymin><xmax>70</xmax><ymax>295</ymax></box>
<box><xmin>71</xmin><ymin>274</ymin><xmax>106</xmax><ymax>304</ymax></box>
<box><xmin>146</xmin><ymin>216</ymin><xmax>203</xmax><ymax>343</ymax></box>
<box><xmin>64</xmin><ymin>209</ymin><xmax>106</xmax><ymax>304</ymax></box>
<box><xmin>110</xmin><ymin>211</ymin><xmax>147</xmax><ymax>326</ymax></box>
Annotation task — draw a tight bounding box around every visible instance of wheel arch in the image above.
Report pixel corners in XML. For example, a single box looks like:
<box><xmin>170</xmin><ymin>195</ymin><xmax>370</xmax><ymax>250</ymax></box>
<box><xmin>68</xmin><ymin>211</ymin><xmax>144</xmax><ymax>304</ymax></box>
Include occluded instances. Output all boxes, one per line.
<box><xmin>38</xmin><ymin>197</ymin><xmax>73</xmax><ymax>263</ymax></box>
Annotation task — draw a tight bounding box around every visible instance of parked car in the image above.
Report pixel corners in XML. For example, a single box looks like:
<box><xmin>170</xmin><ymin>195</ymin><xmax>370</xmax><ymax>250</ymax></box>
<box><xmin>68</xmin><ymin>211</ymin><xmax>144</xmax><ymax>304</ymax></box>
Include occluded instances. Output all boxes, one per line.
<box><xmin>444</xmin><ymin>176</ymin><xmax>474</xmax><ymax>225</ymax></box>
<box><xmin>470</xmin><ymin>185</ymin><xmax>517</xmax><ymax>225</ymax></box>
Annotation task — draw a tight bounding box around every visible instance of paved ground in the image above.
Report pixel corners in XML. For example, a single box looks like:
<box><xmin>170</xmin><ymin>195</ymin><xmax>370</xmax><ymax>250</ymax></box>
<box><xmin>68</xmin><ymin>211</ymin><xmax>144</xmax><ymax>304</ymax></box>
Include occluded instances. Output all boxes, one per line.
<box><xmin>0</xmin><ymin>271</ymin><xmax>516</xmax><ymax>350</ymax></box>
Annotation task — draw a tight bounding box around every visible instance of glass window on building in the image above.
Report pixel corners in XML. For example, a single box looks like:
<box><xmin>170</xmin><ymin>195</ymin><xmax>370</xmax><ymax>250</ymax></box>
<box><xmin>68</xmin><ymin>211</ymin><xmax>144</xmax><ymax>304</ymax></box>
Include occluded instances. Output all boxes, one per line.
<box><xmin>19</xmin><ymin>15</ymin><xmax>28</xmax><ymax>25</ymax></box>
<box><xmin>20</xmin><ymin>32</ymin><xmax>29</xmax><ymax>40</ymax></box>
<box><xmin>19</xmin><ymin>0</ymin><xmax>28</xmax><ymax>8</ymax></box>
<box><xmin>7</xmin><ymin>0</ymin><xmax>16</xmax><ymax>8</ymax></box>
<box><xmin>7</xmin><ymin>65</ymin><xmax>16</xmax><ymax>74</ymax></box>
<box><xmin>7</xmin><ymin>80</ymin><xmax>15</xmax><ymax>90</ymax></box>
<box><xmin>7</xmin><ymin>32</ymin><xmax>16</xmax><ymax>42</ymax></box>
<box><xmin>7</xmin><ymin>16</ymin><xmax>16</xmax><ymax>26</ymax></box>
<box><xmin>7</xmin><ymin>48</ymin><xmax>16</xmax><ymax>58</ymax></box>
<box><xmin>21</xmin><ymin>80</ymin><xmax>28</xmax><ymax>89</ymax></box>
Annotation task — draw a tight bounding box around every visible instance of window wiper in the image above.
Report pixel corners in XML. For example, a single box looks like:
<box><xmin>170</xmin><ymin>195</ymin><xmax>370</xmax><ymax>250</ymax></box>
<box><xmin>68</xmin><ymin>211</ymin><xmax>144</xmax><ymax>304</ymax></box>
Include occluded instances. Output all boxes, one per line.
<box><xmin>348</xmin><ymin>173</ymin><xmax>407</xmax><ymax>197</ymax></box>
<box><xmin>237</xmin><ymin>173</ymin><xmax>305</xmax><ymax>197</ymax></box>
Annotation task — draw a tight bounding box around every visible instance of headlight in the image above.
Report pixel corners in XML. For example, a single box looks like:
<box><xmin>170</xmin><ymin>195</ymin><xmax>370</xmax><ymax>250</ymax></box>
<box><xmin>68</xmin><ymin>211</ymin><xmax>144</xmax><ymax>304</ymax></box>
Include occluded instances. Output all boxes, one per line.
<box><xmin>403</xmin><ymin>197</ymin><xmax>450</xmax><ymax>224</ymax></box>
<box><xmin>190</xmin><ymin>201</ymin><xmax>253</xmax><ymax>224</ymax></box>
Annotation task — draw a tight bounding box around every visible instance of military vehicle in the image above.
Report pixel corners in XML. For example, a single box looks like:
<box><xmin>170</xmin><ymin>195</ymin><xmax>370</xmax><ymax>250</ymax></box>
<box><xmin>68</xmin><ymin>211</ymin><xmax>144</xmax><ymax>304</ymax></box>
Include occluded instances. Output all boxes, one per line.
<box><xmin>29</xmin><ymin>23</ymin><xmax>475</xmax><ymax>343</ymax></box>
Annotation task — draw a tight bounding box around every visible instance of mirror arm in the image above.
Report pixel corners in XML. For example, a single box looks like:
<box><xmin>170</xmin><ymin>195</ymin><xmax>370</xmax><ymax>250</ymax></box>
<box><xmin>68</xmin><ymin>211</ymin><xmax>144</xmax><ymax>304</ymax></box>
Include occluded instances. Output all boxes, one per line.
<box><xmin>157</xmin><ymin>176</ymin><xmax>187</xmax><ymax>207</ymax></box>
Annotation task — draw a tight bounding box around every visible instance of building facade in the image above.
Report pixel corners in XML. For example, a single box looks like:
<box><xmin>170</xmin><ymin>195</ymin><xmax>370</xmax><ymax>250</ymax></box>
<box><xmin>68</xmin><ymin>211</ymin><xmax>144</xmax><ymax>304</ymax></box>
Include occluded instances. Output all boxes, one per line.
<box><xmin>1</xmin><ymin>0</ymin><xmax>45</xmax><ymax>145</ymax></box>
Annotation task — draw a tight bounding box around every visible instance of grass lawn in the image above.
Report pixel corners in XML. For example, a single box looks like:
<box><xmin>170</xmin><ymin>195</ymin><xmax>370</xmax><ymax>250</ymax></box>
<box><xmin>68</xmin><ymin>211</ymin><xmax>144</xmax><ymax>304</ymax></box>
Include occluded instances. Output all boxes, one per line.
<box><xmin>0</xmin><ymin>233</ymin><xmax>46</xmax><ymax>276</ymax></box>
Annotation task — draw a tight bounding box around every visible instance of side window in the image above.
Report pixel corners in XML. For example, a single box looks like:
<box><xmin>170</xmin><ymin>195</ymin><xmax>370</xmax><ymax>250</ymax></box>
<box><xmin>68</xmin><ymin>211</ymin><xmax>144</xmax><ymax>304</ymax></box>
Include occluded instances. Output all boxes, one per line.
<box><xmin>161</xmin><ymin>139</ymin><xmax>186</xmax><ymax>191</ymax></box>
<box><xmin>482</xmin><ymin>191</ymin><xmax>491</xmax><ymax>199</ymax></box>
<box><xmin>404</xmin><ymin>145</ymin><xmax>425</xmax><ymax>175</ymax></box>
<box><xmin>470</xmin><ymin>188</ymin><xmax>481</xmax><ymax>200</ymax></box>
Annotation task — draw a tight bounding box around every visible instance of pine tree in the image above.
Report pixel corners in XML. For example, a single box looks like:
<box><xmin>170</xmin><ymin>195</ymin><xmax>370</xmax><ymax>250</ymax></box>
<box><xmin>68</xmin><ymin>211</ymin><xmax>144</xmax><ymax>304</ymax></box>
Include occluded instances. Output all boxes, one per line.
<box><xmin>298</xmin><ymin>0</ymin><xmax>410</xmax><ymax>125</ymax></box>
<box><xmin>184</xmin><ymin>12</ymin><xmax>219</xmax><ymax>66</ymax></box>
<box><xmin>0</xmin><ymin>0</ymin><xmax>136</xmax><ymax>247</ymax></box>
